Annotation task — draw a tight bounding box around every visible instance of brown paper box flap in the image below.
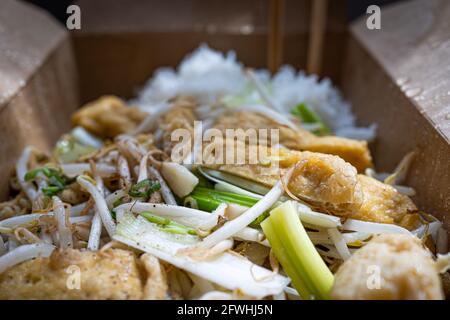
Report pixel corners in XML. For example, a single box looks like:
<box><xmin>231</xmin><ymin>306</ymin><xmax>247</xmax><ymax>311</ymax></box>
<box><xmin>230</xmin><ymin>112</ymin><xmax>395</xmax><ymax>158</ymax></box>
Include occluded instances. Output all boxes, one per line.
<box><xmin>351</xmin><ymin>0</ymin><xmax>450</xmax><ymax>144</ymax></box>
<box><xmin>0</xmin><ymin>0</ymin><xmax>66</xmax><ymax>109</ymax></box>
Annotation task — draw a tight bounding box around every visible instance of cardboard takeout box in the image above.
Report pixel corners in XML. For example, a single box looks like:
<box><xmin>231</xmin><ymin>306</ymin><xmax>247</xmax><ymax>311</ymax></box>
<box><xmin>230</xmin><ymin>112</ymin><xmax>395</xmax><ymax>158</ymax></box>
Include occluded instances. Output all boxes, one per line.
<box><xmin>0</xmin><ymin>0</ymin><xmax>449</xmax><ymax>236</ymax></box>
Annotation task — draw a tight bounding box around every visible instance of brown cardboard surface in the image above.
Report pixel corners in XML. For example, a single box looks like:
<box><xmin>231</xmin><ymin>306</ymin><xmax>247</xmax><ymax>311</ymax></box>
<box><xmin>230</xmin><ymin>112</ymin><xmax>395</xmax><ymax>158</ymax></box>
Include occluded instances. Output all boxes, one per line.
<box><xmin>350</xmin><ymin>0</ymin><xmax>450</xmax><ymax>143</ymax></box>
<box><xmin>0</xmin><ymin>1</ymin><xmax>79</xmax><ymax>199</ymax></box>
<box><xmin>0</xmin><ymin>0</ymin><xmax>448</xmax><ymax>235</ymax></box>
<box><xmin>0</xmin><ymin>0</ymin><xmax>66</xmax><ymax>108</ymax></box>
<box><xmin>73</xmin><ymin>0</ymin><xmax>347</xmax><ymax>102</ymax></box>
<box><xmin>342</xmin><ymin>0</ymin><xmax>450</xmax><ymax>231</ymax></box>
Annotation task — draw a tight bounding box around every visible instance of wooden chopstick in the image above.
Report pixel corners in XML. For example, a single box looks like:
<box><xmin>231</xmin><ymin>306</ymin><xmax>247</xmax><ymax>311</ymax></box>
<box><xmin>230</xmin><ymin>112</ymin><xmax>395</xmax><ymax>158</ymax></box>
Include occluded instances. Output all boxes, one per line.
<box><xmin>307</xmin><ymin>0</ymin><xmax>328</xmax><ymax>75</ymax></box>
<box><xmin>268</xmin><ymin>0</ymin><xmax>285</xmax><ymax>73</ymax></box>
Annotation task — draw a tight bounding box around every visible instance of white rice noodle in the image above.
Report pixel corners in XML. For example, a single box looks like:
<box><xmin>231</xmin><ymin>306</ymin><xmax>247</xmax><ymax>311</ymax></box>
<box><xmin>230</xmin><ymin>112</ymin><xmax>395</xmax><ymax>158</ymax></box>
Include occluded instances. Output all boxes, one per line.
<box><xmin>214</xmin><ymin>183</ymin><xmax>263</xmax><ymax>199</ymax></box>
<box><xmin>223</xmin><ymin>203</ymin><xmax>250</xmax><ymax>220</ymax></box>
<box><xmin>343</xmin><ymin>219</ymin><xmax>412</xmax><ymax>235</ymax></box>
<box><xmin>137</xmin><ymin>152</ymin><xmax>151</xmax><ymax>182</ymax></box>
<box><xmin>16</xmin><ymin>147</ymin><xmax>38</xmax><ymax>201</ymax></box>
<box><xmin>39</xmin><ymin>230</ymin><xmax>53</xmax><ymax>245</ymax></box>
<box><xmin>241</xmin><ymin>104</ymin><xmax>299</xmax><ymax>131</ymax></box>
<box><xmin>306</xmin><ymin>230</ymin><xmax>370</xmax><ymax>246</ymax></box>
<box><xmin>117</xmin><ymin>155</ymin><xmax>132</xmax><ymax>187</ymax></box>
<box><xmin>317</xmin><ymin>245</ymin><xmax>356</xmax><ymax>260</ymax></box>
<box><xmin>246</xmin><ymin>69</ymin><xmax>284</xmax><ymax>113</ymax></box>
<box><xmin>87</xmin><ymin>175</ymin><xmax>105</xmax><ymax>251</ymax></box>
<box><xmin>115</xmin><ymin>202</ymin><xmax>218</xmax><ymax>231</ymax></box>
<box><xmin>198</xmin><ymin>291</ymin><xmax>233</xmax><ymax>300</ymax></box>
<box><xmin>61</xmin><ymin>163</ymin><xmax>117</xmax><ymax>178</ymax></box>
<box><xmin>0</xmin><ymin>243</ymin><xmax>55</xmax><ymax>273</ymax></box>
<box><xmin>195</xmin><ymin>181</ymin><xmax>284</xmax><ymax>250</ymax></box>
<box><xmin>202</xmin><ymin>169</ymin><xmax>271</xmax><ymax>196</ymax></box>
<box><xmin>384</xmin><ymin>151</ymin><xmax>415</xmax><ymax>185</ymax></box>
<box><xmin>115</xmin><ymin>135</ymin><xmax>146</xmax><ymax>161</ymax></box>
<box><xmin>69</xmin><ymin>216</ymin><xmax>93</xmax><ymax>224</ymax></box>
<box><xmin>196</xmin><ymin>239</ymin><xmax>234</xmax><ymax>260</ymax></box>
<box><xmin>0</xmin><ymin>214</ymin><xmax>47</xmax><ymax>229</ymax></box>
<box><xmin>295</xmin><ymin>202</ymin><xmax>342</xmax><ymax>228</ymax></box>
<box><xmin>198</xmin><ymin>167</ymin><xmax>263</xmax><ymax>199</ymax></box>
<box><xmin>0</xmin><ymin>214</ymin><xmax>92</xmax><ymax>231</ymax></box>
<box><xmin>52</xmin><ymin>196</ymin><xmax>73</xmax><ymax>249</ymax></box>
<box><xmin>0</xmin><ymin>202</ymin><xmax>87</xmax><ymax>220</ymax></box>
<box><xmin>70</xmin><ymin>202</ymin><xmax>90</xmax><ymax>216</ymax></box>
<box><xmin>412</xmin><ymin>221</ymin><xmax>442</xmax><ymax>241</ymax></box>
<box><xmin>77</xmin><ymin>176</ymin><xmax>116</xmax><ymax>237</ymax></box>
<box><xmin>234</xmin><ymin>227</ymin><xmax>266</xmax><ymax>244</ymax></box>
<box><xmin>8</xmin><ymin>237</ymin><xmax>19</xmax><ymax>251</ymax></box>
<box><xmin>341</xmin><ymin>231</ymin><xmax>371</xmax><ymax>244</ymax></box>
<box><xmin>131</xmin><ymin>102</ymin><xmax>170</xmax><ymax>135</ymax></box>
<box><xmin>327</xmin><ymin>228</ymin><xmax>351</xmax><ymax>260</ymax></box>
<box><xmin>71</xmin><ymin>126</ymin><xmax>103</xmax><ymax>148</ymax></box>
<box><xmin>87</xmin><ymin>214</ymin><xmax>102</xmax><ymax>251</ymax></box>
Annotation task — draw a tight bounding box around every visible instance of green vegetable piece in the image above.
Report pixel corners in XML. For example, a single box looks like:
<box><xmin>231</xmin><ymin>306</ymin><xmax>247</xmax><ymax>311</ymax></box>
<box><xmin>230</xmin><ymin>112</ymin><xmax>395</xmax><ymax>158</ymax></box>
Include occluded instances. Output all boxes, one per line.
<box><xmin>291</xmin><ymin>103</ymin><xmax>331</xmax><ymax>135</ymax></box>
<box><xmin>140</xmin><ymin>211</ymin><xmax>197</xmax><ymax>236</ymax></box>
<box><xmin>187</xmin><ymin>187</ymin><xmax>269</xmax><ymax>227</ymax></box>
<box><xmin>129</xmin><ymin>179</ymin><xmax>161</xmax><ymax>198</ymax></box>
<box><xmin>261</xmin><ymin>201</ymin><xmax>334</xmax><ymax>300</ymax></box>
<box><xmin>25</xmin><ymin>166</ymin><xmax>71</xmax><ymax>197</ymax></box>
<box><xmin>42</xmin><ymin>186</ymin><xmax>62</xmax><ymax>197</ymax></box>
<box><xmin>140</xmin><ymin>211</ymin><xmax>171</xmax><ymax>225</ymax></box>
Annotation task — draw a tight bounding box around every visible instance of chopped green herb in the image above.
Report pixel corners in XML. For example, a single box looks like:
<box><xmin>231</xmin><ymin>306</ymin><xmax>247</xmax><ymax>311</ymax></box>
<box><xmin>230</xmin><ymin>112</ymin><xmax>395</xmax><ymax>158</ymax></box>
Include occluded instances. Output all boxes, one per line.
<box><xmin>42</xmin><ymin>186</ymin><xmax>61</xmax><ymax>197</ymax></box>
<box><xmin>291</xmin><ymin>103</ymin><xmax>331</xmax><ymax>135</ymax></box>
<box><xmin>25</xmin><ymin>166</ymin><xmax>72</xmax><ymax>197</ymax></box>
<box><xmin>129</xmin><ymin>179</ymin><xmax>161</xmax><ymax>198</ymax></box>
<box><xmin>140</xmin><ymin>211</ymin><xmax>197</xmax><ymax>235</ymax></box>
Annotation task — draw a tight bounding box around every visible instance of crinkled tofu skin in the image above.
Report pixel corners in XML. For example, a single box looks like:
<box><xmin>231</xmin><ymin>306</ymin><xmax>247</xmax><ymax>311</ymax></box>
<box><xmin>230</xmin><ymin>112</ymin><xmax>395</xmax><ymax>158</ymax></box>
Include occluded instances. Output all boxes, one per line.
<box><xmin>0</xmin><ymin>249</ymin><xmax>167</xmax><ymax>300</ymax></box>
<box><xmin>72</xmin><ymin>95</ymin><xmax>147</xmax><ymax>138</ymax></box>
<box><xmin>159</xmin><ymin>97</ymin><xmax>197</xmax><ymax>155</ymax></box>
<box><xmin>331</xmin><ymin>234</ymin><xmax>443</xmax><ymax>300</ymax></box>
<box><xmin>354</xmin><ymin>174</ymin><xmax>418</xmax><ymax>226</ymax></box>
<box><xmin>213</xmin><ymin>111</ymin><xmax>373</xmax><ymax>172</ymax></box>
<box><xmin>204</xmin><ymin>140</ymin><xmax>418</xmax><ymax>226</ymax></box>
<box><xmin>204</xmin><ymin>142</ymin><xmax>362</xmax><ymax>216</ymax></box>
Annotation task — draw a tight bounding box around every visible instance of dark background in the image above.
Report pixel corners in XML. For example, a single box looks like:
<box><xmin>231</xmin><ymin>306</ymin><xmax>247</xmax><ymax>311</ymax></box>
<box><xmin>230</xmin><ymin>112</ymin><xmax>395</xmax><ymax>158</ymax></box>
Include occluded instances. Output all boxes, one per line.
<box><xmin>25</xmin><ymin>0</ymin><xmax>402</xmax><ymax>23</ymax></box>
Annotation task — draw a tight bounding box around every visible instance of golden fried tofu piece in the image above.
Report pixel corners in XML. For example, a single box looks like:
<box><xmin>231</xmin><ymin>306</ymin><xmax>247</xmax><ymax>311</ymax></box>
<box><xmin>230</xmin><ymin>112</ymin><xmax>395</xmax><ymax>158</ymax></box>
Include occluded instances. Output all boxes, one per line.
<box><xmin>203</xmin><ymin>140</ymin><xmax>362</xmax><ymax>217</ymax></box>
<box><xmin>213</xmin><ymin>111</ymin><xmax>372</xmax><ymax>172</ymax></box>
<box><xmin>0</xmin><ymin>249</ymin><xmax>167</xmax><ymax>300</ymax></box>
<box><xmin>331</xmin><ymin>234</ymin><xmax>443</xmax><ymax>300</ymax></box>
<box><xmin>72</xmin><ymin>96</ymin><xmax>147</xmax><ymax>138</ymax></box>
<box><xmin>355</xmin><ymin>174</ymin><xmax>417</xmax><ymax>226</ymax></box>
<box><xmin>159</xmin><ymin>97</ymin><xmax>197</xmax><ymax>155</ymax></box>
<box><xmin>203</xmin><ymin>139</ymin><xmax>417</xmax><ymax>225</ymax></box>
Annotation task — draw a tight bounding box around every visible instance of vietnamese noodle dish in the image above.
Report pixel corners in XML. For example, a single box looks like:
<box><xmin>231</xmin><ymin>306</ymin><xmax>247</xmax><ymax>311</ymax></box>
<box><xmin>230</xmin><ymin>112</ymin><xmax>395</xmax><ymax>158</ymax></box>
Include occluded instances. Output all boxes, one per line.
<box><xmin>0</xmin><ymin>46</ymin><xmax>448</xmax><ymax>300</ymax></box>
